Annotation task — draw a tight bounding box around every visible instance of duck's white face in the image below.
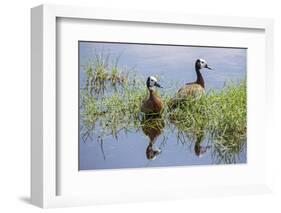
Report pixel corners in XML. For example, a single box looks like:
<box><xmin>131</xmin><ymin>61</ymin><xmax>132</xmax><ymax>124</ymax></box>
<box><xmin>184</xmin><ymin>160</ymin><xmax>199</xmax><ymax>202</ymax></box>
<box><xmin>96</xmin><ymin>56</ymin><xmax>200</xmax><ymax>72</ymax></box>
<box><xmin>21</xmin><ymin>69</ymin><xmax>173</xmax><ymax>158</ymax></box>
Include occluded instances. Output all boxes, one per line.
<box><xmin>197</xmin><ymin>59</ymin><xmax>213</xmax><ymax>70</ymax></box>
<box><xmin>146</xmin><ymin>76</ymin><xmax>162</xmax><ymax>89</ymax></box>
<box><xmin>199</xmin><ymin>59</ymin><xmax>207</xmax><ymax>69</ymax></box>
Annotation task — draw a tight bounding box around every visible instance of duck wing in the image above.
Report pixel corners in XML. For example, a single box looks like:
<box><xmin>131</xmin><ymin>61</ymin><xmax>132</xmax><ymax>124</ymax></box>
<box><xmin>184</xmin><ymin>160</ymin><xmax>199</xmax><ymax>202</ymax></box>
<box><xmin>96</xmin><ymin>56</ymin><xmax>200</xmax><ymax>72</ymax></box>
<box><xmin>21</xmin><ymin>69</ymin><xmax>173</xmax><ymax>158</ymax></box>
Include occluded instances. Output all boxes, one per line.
<box><xmin>176</xmin><ymin>83</ymin><xmax>205</xmax><ymax>99</ymax></box>
<box><xmin>168</xmin><ymin>83</ymin><xmax>205</xmax><ymax>109</ymax></box>
<box><xmin>141</xmin><ymin>93</ymin><xmax>164</xmax><ymax>114</ymax></box>
<box><xmin>141</xmin><ymin>97</ymin><xmax>154</xmax><ymax>113</ymax></box>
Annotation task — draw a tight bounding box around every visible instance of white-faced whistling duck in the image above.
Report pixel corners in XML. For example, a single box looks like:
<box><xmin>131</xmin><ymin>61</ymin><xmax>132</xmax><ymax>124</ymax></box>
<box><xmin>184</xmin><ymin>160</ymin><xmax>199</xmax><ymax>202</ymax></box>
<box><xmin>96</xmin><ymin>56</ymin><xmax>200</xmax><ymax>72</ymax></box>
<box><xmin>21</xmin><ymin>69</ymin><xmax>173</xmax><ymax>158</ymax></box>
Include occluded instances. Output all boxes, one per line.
<box><xmin>173</xmin><ymin>59</ymin><xmax>213</xmax><ymax>103</ymax></box>
<box><xmin>141</xmin><ymin>76</ymin><xmax>164</xmax><ymax>115</ymax></box>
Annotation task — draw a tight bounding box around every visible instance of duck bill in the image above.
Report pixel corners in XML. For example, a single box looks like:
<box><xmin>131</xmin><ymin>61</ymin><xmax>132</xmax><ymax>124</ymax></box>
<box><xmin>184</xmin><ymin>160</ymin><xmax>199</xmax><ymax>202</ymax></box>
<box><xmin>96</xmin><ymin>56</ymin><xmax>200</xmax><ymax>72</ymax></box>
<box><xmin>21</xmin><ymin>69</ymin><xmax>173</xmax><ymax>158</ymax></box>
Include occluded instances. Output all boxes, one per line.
<box><xmin>206</xmin><ymin>65</ymin><xmax>213</xmax><ymax>70</ymax></box>
<box><xmin>155</xmin><ymin>82</ymin><xmax>163</xmax><ymax>88</ymax></box>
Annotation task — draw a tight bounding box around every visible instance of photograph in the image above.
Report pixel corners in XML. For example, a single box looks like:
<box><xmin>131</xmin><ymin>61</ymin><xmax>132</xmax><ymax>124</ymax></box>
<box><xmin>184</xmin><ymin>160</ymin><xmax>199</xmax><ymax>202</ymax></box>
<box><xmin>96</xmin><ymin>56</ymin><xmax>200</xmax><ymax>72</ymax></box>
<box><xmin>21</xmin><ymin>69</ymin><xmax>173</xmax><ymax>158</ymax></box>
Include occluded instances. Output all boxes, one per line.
<box><xmin>79</xmin><ymin>41</ymin><xmax>247</xmax><ymax>170</ymax></box>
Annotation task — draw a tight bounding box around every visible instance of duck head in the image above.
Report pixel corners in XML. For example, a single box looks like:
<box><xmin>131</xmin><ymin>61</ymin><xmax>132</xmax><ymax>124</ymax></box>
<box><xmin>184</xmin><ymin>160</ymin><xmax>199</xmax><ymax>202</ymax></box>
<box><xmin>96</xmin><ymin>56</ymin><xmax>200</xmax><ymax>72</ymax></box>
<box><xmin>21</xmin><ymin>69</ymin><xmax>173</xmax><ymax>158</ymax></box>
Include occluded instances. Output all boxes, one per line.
<box><xmin>146</xmin><ymin>76</ymin><xmax>162</xmax><ymax>91</ymax></box>
<box><xmin>146</xmin><ymin>143</ymin><xmax>162</xmax><ymax>160</ymax></box>
<box><xmin>195</xmin><ymin>59</ymin><xmax>213</xmax><ymax>71</ymax></box>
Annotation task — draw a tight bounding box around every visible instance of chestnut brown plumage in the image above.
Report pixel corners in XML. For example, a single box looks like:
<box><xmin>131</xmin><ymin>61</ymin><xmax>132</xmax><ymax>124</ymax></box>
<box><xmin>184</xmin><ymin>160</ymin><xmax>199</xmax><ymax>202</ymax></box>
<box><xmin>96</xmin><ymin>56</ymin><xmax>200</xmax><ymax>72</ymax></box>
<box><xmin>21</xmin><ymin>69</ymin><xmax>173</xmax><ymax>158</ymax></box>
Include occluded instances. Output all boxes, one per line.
<box><xmin>141</xmin><ymin>76</ymin><xmax>164</xmax><ymax>115</ymax></box>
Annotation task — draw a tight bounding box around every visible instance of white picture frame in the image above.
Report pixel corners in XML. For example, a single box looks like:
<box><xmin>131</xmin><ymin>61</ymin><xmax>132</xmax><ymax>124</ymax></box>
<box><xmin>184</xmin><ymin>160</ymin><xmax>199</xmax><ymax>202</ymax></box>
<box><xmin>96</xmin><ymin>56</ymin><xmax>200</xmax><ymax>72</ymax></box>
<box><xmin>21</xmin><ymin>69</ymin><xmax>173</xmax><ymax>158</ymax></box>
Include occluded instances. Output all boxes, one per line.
<box><xmin>31</xmin><ymin>4</ymin><xmax>274</xmax><ymax>208</ymax></box>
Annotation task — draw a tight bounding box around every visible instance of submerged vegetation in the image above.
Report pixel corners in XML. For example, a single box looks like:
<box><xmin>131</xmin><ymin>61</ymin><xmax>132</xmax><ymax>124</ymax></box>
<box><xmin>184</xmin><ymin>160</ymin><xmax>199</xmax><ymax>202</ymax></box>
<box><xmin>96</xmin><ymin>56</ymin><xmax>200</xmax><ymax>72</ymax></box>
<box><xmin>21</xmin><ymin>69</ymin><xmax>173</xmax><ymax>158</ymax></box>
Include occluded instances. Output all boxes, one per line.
<box><xmin>80</xmin><ymin>52</ymin><xmax>247</xmax><ymax>164</ymax></box>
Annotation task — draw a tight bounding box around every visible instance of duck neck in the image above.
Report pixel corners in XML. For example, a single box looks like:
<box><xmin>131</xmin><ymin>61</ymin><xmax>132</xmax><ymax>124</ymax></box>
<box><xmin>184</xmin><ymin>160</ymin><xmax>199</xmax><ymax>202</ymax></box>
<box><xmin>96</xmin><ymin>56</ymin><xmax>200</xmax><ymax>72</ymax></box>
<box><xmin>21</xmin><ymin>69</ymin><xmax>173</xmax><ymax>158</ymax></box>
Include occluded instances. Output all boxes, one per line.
<box><xmin>195</xmin><ymin>68</ymin><xmax>205</xmax><ymax>88</ymax></box>
<box><xmin>148</xmin><ymin>87</ymin><xmax>156</xmax><ymax>97</ymax></box>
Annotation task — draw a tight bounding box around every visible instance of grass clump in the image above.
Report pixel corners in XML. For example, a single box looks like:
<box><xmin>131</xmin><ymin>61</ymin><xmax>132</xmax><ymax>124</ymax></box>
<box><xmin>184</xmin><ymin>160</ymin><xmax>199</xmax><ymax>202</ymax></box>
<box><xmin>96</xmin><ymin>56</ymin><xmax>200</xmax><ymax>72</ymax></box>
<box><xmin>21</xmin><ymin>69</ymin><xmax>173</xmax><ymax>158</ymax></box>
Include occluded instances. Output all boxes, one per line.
<box><xmin>82</xmin><ymin>52</ymin><xmax>135</xmax><ymax>95</ymax></box>
<box><xmin>168</xmin><ymin>81</ymin><xmax>246</xmax><ymax>138</ymax></box>
<box><xmin>167</xmin><ymin>81</ymin><xmax>246</xmax><ymax>163</ymax></box>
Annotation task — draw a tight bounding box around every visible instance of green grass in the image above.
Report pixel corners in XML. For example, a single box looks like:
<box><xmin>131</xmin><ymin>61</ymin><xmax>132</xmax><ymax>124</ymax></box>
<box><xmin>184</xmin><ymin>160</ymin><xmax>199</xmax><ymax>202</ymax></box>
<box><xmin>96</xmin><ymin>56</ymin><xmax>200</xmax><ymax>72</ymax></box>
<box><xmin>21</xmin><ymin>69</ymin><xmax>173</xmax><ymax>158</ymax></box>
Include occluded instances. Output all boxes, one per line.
<box><xmin>80</xmin><ymin>53</ymin><xmax>247</xmax><ymax>163</ymax></box>
<box><xmin>167</xmin><ymin>81</ymin><xmax>246</xmax><ymax>163</ymax></box>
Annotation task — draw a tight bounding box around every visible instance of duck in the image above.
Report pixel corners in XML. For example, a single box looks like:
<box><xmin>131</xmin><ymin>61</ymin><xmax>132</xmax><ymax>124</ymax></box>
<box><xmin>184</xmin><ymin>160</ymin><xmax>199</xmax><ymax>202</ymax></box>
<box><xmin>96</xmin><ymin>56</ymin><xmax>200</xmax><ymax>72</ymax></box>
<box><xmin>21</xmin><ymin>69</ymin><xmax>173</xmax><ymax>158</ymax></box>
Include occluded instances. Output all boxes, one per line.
<box><xmin>171</xmin><ymin>59</ymin><xmax>213</xmax><ymax>107</ymax></box>
<box><xmin>141</xmin><ymin>76</ymin><xmax>164</xmax><ymax>115</ymax></box>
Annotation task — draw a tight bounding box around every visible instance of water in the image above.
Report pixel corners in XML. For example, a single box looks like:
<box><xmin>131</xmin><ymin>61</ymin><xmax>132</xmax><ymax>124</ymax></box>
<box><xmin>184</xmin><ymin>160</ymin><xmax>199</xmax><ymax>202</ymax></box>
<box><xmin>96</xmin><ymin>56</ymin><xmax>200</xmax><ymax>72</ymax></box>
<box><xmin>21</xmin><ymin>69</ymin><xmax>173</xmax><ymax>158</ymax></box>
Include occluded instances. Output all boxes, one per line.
<box><xmin>79</xmin><ymin>42</ymin><xmax>247</xmax><ymax>170</ymax></box>
<box><xmin>79</xmin><ymin>129</ymin><xmax>247</xmax><ymax>170</ymax></box>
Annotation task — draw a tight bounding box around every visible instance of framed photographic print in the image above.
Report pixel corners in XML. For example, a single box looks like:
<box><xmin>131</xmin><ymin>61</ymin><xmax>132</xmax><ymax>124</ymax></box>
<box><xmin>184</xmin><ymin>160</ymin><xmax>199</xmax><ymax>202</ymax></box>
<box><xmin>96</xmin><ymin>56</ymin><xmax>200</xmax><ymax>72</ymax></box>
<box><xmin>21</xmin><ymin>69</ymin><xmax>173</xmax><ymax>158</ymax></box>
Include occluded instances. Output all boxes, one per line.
<box><xmin>31</xmin><ymin>4</ymin><xmax>274</xmax><ymax>208</ymax></box>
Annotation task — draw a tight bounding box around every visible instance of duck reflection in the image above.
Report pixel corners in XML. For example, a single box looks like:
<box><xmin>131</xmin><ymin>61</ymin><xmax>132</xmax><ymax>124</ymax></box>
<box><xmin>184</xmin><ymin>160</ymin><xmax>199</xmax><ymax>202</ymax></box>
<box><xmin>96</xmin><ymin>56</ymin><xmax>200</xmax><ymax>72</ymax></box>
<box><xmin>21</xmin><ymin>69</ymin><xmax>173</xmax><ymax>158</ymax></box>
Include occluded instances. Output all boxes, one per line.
<box><xmin>193</xmin><ymin>133</ymin><xmax>211</xmax><ymax>158</ymax></box>
<box><xmin>170</xmin><ymin>117</ymin><xmax>210</xmax><ymax>157</ymax></box>
<box><xmin>141</xmin><ymin>117</ymin><xmax>165</xmax><ymax>160</ymax></box>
